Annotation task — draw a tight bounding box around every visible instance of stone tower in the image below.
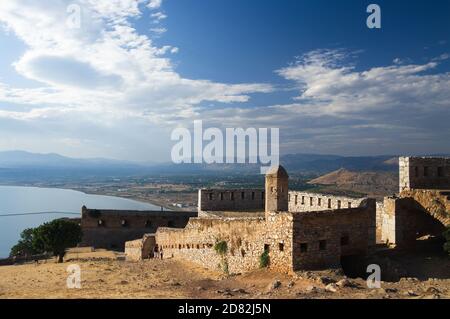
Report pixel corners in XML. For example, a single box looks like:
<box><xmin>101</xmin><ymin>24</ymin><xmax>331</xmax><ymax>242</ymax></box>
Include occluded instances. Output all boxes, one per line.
<box><xmin>265</xmin><ymin>165</ymin><xmax>289</xmax><ymax>213</ymax></box>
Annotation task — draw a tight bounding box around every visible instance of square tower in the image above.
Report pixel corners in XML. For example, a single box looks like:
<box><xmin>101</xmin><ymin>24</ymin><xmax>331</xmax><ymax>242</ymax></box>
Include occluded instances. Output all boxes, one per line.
<box><xmin>265</xmin><ymin>165</ymin><xmax>289</xmax><ymax>213</ymax></box>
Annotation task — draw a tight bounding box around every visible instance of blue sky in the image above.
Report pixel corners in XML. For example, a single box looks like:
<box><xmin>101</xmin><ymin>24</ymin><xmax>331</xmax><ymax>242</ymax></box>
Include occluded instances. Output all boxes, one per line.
<box><xmin>0</xmin><ymin>0</ymin><xmax>449</xmax><ymax>162</ymax></box>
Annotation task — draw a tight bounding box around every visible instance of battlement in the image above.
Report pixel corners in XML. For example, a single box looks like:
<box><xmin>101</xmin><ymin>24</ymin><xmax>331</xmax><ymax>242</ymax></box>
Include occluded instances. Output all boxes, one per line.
<box><xmin>198</xmin><ymin>189</ymin><xmax>265</xmax><ymax>213</ymax></box>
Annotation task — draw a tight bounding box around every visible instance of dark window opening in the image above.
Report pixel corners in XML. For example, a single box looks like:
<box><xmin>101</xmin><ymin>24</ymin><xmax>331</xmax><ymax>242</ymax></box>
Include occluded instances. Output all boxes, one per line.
<box><xmin>337</xmin><ymin>200</ymin><xmax>342</xmax><ymax>209</ymax></box>
<box><xmin>241</xmin><ymin>192</ymin><xmax>245</xmax><ymax>199</ymax></box>
<box><xmin>301</xmin><ymin>196</ymin><xmax>305</xmax><ymax>205</ymax></box>
<box><xmin>278</xmin><ymin>243</ymin><xmax>284</xmax><ymax>252</ymax></box>
<box><xmin>319</xmin><ymin>240</ymin><xmax>327</xmax><ymax>251</ymax></box>
<box><xmin>300</xmin><ymin>243</ymin><xmax>308</xmax><ymax>253</ymax></box>
<box><xmin>264</xmin><ymin>244</ymin><xmax>270</xmax><ymax>252</ymax></box>
<box><xmin>295</xmin><ymin>195</ymin><xmax>298</xmax><ymax>205</ymax></box>
<box><xmin>209</xmin><ymin>193</ymin><xmax>213</xmax><ymax>200</ymax></box>
<box><xmin>341</xmin><ymin>236</ymin><xmax>350</xmax><ymax>246</ymax></box>
<box><xmin>348</xmin><ymin>202</ymin><xmax>352</xmax><ymax>208</ymax></box>
<box><xmin>424</xmin><ymin>166</ymin><xmax>429</xmax><ymax>177</ymax></box>
<box><xmin>328</xmin><ymin>199</ymin><xmax>332</xmax><ymax>209</ymax></box>
<box><xmin>220</xmin><ymin>193</ymin><xmax>224</xmax><ymax>200</ymax></box>
<box><xmin>310</xmin><ymin>197</ymin><xmax>313</xmax><ymax>206</ymax></box>
<box><xmin>231</xmin><ymin>192</ymin><xmax>234</xmax><ymax>201</ymax></box>
<box><xmin>318</xmin><ymin>198</ymin><xmax>322</xmax><ymax>206</ymax></box>
<box><xmin>252</xmin><ymin>192</ymin><xmax>255</xmax><ymax>200</ymax></box>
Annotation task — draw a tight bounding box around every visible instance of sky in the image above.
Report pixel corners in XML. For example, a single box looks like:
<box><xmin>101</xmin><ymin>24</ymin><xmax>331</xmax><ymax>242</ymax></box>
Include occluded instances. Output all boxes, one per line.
<box><xmin>0</xmin><ymin>0</ymin><xmax>449</xmax><ymax>163</ymax></box>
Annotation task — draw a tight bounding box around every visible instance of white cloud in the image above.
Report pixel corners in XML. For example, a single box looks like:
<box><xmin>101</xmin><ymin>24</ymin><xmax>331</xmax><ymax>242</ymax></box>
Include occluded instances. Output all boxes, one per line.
<box><xmin>147</xmin><ymin>0</ymin><xmax>162</xmax><ymax>9</ymax></box>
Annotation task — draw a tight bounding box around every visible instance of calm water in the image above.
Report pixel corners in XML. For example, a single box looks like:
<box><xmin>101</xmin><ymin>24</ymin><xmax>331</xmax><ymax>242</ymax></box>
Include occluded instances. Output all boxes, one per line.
<box><xmin>0</xmin><ymin>186</ymin><xmax>162</xmax><ymax>258</ymax></box>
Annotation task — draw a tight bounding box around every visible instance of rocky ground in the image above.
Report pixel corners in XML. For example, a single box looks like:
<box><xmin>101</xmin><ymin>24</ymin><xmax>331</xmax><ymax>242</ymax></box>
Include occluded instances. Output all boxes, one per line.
<box><xmin>0</xmin><ymin>250</ymin><xmax>448</xmax><ymax>299</ymax></box>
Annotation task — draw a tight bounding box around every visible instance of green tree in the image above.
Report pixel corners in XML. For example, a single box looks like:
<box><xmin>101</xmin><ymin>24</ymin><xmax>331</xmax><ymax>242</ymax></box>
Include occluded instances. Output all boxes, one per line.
<box><xmin>10</xmin><ymin>219</ymin><xmax>82</xmax><ymax>263</ymax></box>
<box><xmin>9</xmin><ymin>228</ymin><xmax>39</xmax><ymax>257</ymax></box>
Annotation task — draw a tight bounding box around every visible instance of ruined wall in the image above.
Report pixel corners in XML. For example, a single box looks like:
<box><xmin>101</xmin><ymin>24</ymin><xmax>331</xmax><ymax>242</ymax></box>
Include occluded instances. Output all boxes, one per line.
<box><xmin>156</xmin><ymin>214</ymin><xmax>294</xmax><ymax>274</ymax></box>
<box><xmin>198</xmin><ymin>189</ymin><xmax>265</xmax><ymax>212</ymax></box>
<box><xmin>291</xmin><ymin>199</ymin><xmax>377</xmax><ymax>270</ymax></box>
<box><xmin>125</xmin><ymin>234</ymin><xmax>155</xmax><ymax>261</ymax></box>
<box><xmin>81</xmin><ymin>207</ymin><xmax>196</xmax><ymax>250</ymax></box>
<box><xmin>399</xmin><ymin>157</ymin><xmax>450</xmax><ymax>192</ymax></box>
<box><xmin>381</xmin><ymin>194</ymin><xmax>447</xmax><ymax>248</ymax></box>
<box><xmin>288</xmin><ymin>191</ymin><xmax>365</xmax><ymax>212</ymax></box>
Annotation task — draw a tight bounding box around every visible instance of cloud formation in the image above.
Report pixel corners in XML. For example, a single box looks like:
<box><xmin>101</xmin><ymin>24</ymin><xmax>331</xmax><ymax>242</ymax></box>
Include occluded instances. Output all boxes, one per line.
<box><xmin>0</xmin><ymin>2</ymin><xmax>449</xmax><ymax>160</ymax></box>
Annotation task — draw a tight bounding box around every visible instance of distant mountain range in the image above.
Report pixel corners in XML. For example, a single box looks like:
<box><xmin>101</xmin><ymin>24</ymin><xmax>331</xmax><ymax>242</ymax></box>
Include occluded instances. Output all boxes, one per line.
<box><xmin>0</xmin><ymin>150</ymin><xmax>448</xmax><ymax>182</ymax></box>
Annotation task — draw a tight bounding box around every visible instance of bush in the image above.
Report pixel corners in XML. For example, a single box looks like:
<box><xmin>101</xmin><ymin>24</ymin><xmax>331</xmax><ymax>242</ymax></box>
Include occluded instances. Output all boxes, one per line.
<box><xmin>214</xmin><ymin>240</ymin><xmax>228</xmax><ymax>256</ymax></box>
<box><xmin>259</xmin><ymin>250</ymin><xmax>270</xmax><ymax>268</ymax></box>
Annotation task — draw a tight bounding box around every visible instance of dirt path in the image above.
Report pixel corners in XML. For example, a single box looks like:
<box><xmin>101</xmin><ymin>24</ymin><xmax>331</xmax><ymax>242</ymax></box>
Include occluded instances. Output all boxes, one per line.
<box><xmin>0</xmin><ymin>252</ymin><xmax>448</xmax><ymax>299</ymax></box>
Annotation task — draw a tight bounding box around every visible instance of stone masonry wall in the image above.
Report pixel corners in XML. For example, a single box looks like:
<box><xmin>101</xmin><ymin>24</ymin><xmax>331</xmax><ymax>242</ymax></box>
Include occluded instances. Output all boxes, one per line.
<box><xmin>156</xmin><ymin>214</ymin><xmax>294</xmax><ymax>274</ymax></box>
<box><xmin>125</xmin><ymin>234</ymin><xmax>155</xmax><ymax>261</ymax></box>
<box><xmin>81</xmin><ymin>207</ymin><xmax>196</xmax><ymax>250</ymax></box>
<box><xmin>288</xmin><ymin>191</ymin><xmax>365</xmax><ymax>212</ymax></box>
<box><xmin>292</xmin><ymin>199</ymin><xmax>376</xmax><ymax>270</ymax></box>
<box><xmin>381</xmin><ymin>194</ymin><xmax>447</xmax><ymax>248</ymax></box>
<box><xmin>198</xmin><ymin>189</ymin><xmax>265</xmax><ymax>212</ymax></box>
<box><xmin>399</xmin><ymin>157</ymin><xmax>450</xmax><ymax>192</ymax></box>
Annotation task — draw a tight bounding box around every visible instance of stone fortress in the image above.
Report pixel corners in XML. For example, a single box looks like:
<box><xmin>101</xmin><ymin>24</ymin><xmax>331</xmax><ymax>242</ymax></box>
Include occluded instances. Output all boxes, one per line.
<box><xmin>80</xmin><ymin>157</ymin><xmax>450</xmax><ymax>275</ymax></box>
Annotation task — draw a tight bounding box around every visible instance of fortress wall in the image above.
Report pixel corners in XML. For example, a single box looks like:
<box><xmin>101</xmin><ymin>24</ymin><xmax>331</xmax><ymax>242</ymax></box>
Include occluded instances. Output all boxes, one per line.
<box><xmin>400</xmin><ymin>157</ymin><xmax>450</xmax><ymax>192</ymax></box>
<box><xmin>381</xmin><ymin>193</ymin><xmax>448</xmax><ymax>248</ymax></box>
<box><xmin>288</xmin><ymin>191</ymin><xmax>365</xmax><ymax>213</ymax></box>
<box><xmin>156</xmin><ymin>214</ymin><xmax>294</xmax><ymax>274</ymax></box>
<box><xmin>80</xmin><ymin>207</ymin><xmax>196</xmax><ymax>250</ymax></box>
<box><xmin>125</xmin><ymin>235</ymin><xmax>155</xmax><ymax>261</ymax></box>
<box><xmin>198</xmin><ymin>189</ymin><xmax>265</xmax><ymax>212</ymax></box>
<box><xmin>292</xmin><ymin>199</ymin><xmax>377</xmax><ymax>270</ymax></box>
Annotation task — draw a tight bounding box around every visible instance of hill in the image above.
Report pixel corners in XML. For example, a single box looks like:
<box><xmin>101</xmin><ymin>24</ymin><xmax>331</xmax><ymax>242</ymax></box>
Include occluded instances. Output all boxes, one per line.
<box><xmin>308</xmin><ymin>168</ymin><xmax>399</xmax><ymax>198</ymax></box>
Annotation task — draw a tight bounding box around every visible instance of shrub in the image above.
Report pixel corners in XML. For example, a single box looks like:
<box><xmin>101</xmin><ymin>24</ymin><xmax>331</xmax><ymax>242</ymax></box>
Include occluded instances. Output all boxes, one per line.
<box><xmin>214</xmin><ymin>240</ymin><xmax>228</xmax><ymax>256</ymax></box>
<box><xmin>259</xmin><ymin>250</ymin><xmax>270</xmax><ymax>268</ymax></box>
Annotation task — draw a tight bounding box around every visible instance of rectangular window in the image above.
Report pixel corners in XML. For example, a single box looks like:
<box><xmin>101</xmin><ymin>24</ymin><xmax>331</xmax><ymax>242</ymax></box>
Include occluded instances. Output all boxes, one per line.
<box><xmin>209</xmin><ymin>193</ymin><xmax>213</xmax><ymax>200</ymax></box>
<box><xmin>220</xmin><ymin>193</ymin><xmax>224</xmax><ymax>200</ymax></box>
<box><xmin>328</xmin><ymin>199</ymin><xmax>332</xmax><ymax>209</ymax></box>
<box><xmin>318</xmin><ymin>198</ymin><xmax>322</xmax><ymax>206</ymax></box>
<box><xmin>301</xmin><ymin>196</ymin><xmax>305</xmax><ymax>205</ymax></box>
<box><xmin>278</xmin><ymin>243</ymin><xmax>284</xmax><ymax>252</ymax></box>
<box><xmin>319</xmin><ymin>240</ymin><xmax>327</xmax><ymax>251</ymax></box>
<box><xmin>310</xmin><ymin>197</ymin><xmax>313</xmax><ymax>206</ymax></box>
<box><xmin>241</xmin><ymin>192</ymin><xmax>245</xmax><ymax>199</ymax></box>
<box><xmin>337</xmin><ymin>200</ymin><xmax>342</xmax><ymax>209</ymax></box>
<box><xmin>231</xmin><ymin>192</ymin><xmax>234</xmax><ymax>201</ymax></box>
<box><xmin>300</xmin><ymin>243</ymin><xmax>308</xmax><ymax>253</ymax></box>
<box><xmin>252</xmin><ymin>192</ymin><xmax>255</xmax><ymax>200</ymax></box>
<box><xmin>295</xmin><ymin>195</ymin><xmax>298</xmax><ymax>205</ymax></box>
<box><xmin>264</xmin><ymin>244</ymin><xmax>270</xmax><ymax>252</ymax></box>
<box><xmin>348</xmin><ymin>202</ymin><xmax>352</xmax><ymax>208</ymax></box>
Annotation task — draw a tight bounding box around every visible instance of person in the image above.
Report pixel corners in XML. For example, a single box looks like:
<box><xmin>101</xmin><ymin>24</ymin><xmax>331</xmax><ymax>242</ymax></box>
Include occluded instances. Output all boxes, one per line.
<box><xmin>153</xmin><ymin>246</ymin><xmax>158</xmax><ymax>259</ymax></box>
<box><xmin>160</xmin><ymin>248</ymin><xmax>164</xmax><ymax>260</ymax></box>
